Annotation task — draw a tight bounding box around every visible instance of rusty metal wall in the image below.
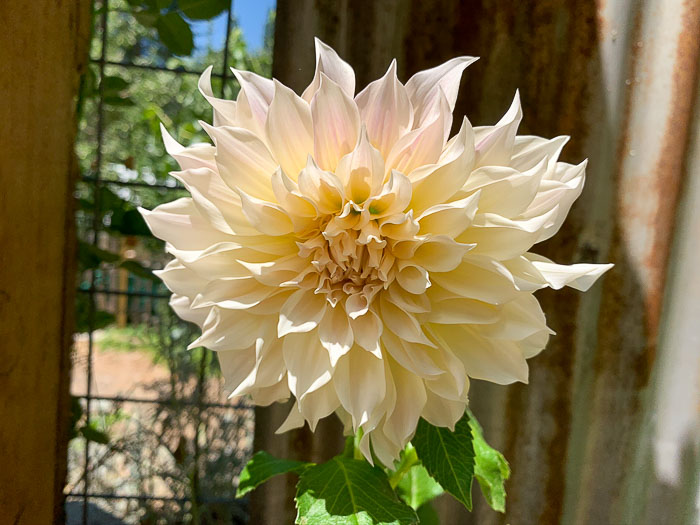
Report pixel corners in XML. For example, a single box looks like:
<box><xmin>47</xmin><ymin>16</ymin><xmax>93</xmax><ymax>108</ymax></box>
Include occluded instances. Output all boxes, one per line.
<box><xmin>258</xmin><ymin>1</ymin><xmax>700</xmax><ymax>523</ymax></box>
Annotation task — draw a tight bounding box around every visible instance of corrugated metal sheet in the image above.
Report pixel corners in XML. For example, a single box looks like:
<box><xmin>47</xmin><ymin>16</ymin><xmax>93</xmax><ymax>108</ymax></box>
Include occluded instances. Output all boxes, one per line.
<box><xmin>256</xmin><ymin>1</ymin><xmax>700</xmax><ymax>523</ymax></box>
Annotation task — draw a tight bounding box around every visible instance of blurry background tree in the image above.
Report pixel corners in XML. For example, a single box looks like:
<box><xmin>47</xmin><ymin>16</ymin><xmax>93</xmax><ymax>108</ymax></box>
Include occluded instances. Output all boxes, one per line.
<box><xmin>67</xmin><ymin>1</ymin><xmax>274</xmax><ymax>523</ymax></box>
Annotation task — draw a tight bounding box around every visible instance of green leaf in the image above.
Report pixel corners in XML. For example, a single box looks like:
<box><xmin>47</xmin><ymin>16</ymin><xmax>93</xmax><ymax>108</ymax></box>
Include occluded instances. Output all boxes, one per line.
<box><xmin>469</xmin><ymin>412</ymin><xmax>510</xmax><ymax>513</ymax></box>
<box><xmin>397</xmin><ymin>465</ymin><xmax>444</xmax><ymax>510</ymax></box>
<box><xmin>101</xmin><ymin>75</ymin><xmax>129</xmax><ymax>94</ymax></box>
<box><xmin>103</xmin><ymin>94</ymin><xmax>136</xmax><ymax>107</ymax></box>
<box><xmin>126</xmin><ymin>0</ymin><xmax>157</xmax><ymax>7</ymax></box>
<box><xmin>80</xmin><ymin>423</ymin><xmax>110</xmax><ymax>444</ymax></box>
<box><xmin>155</xmin><ymin>12</ymin><xmax>194</xmax><ymax>56</ymax></box>
<box><xmin>77</xmin><ymin>241</ymin><xmax>121</xmax><ymax>271</ymax></box>
<box><xmin>75</xmin><ymin>294</ymin><xmax>116</xmax><ymax>332</ymax></box>
<box><xmin>236</xmin><ymin>451</ymin><xmax>310</xmax><ymax>498</ymax></box>
<box><xmin>109</xmin><ymin>208</ymin><xmax>151</xmax><ymax>237</ymax></box>
<box><xmin>133</xmin><ymin>9</ymin><xmax>160</xmax><ymax>27</ymax></box>
<box><xmin>119</xmin><ymin>260</ymin><xmax>159</xmax><ymax>282</ymax></box>
<box><xmin>178</xmin><ymin>0</ymin><xmax>229</xmax><ymax>20</ymax></box>
<box><xmin>295</xmin><ymin>456</ymin><xmax>418</xmax><ymax>525</ymax></box>
<box><xmin>69</xmin><ymin>396</ymin><xmax>84</xmax><ymax>440</ymax></box>
<box><xmin>411</xmin><ymin>415</ymin><xmax>475</xmax><ymax>511</ymax></box>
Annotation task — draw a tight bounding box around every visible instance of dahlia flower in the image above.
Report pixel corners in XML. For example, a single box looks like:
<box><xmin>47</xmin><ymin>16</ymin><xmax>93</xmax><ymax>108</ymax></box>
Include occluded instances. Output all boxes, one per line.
<box><xmin>141</xmin><ymin>39</ymin><xmax>612</xmax><ymax>466</ymax></box>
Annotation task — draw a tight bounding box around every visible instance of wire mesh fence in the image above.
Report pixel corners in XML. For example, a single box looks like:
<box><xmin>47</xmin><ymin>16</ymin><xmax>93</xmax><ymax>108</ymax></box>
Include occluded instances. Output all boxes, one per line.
<box><xmin>68</xmin><ymin>1</ymin><xmax>272</xmax><ymax>522</ymax></box>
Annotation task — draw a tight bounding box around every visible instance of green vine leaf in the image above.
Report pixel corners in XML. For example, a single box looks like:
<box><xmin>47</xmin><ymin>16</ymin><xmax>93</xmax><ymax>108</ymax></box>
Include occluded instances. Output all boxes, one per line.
<box><xmin>397</xmin><ymin>464</ymin><xmax>444</xmax><ymax>510</ymax></box>
<box><xmin>411</xmin><ymin>414</ymin><xmax>475</xmax><ymax>511</ymax></box>
<box><xmin>237</xmin><ymin>451</ymin><xmax>310</xmax><ymax>498</ymax></box>
<box><xmin>295</xmin><ymin>456</ymin><xmax>418</xmax><ymax>525</ymax></box>
<box><xmin>469</xmin><ymin>411</ymin><xmax>511</xmax><ymax>513</ymax></box>
<box><xmin>155</xmin><ymin>12</ymin><xmax>194</xmax><ymax>56</ymax></box>
<box><xmin>178</xmin><ymin>0</ymin><xmax>230</xmax><ymax>20</ymax></box>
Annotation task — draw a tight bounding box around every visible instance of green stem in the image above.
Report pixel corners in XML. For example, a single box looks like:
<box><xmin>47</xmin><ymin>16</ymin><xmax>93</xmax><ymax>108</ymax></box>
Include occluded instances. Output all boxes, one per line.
<box><xmin>342</xmin><ymin>436</ymin><xmax>355</xmax><ymax>458</ymax></box>
<box><xmin>353</xmin><ymin>428</ymin><xmax>364</xmax><ymax>461</ymax></box>
<box><xmin>389</xmin><ymin>444</ymin><xmax>419</xmax><ymax>489</ymax></box>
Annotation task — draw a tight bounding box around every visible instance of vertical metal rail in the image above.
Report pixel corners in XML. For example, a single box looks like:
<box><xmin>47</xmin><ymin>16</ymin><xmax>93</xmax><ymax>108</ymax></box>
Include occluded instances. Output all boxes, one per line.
<box><xmin>82</xmin><ymin>1</ymin><xmax>109</xmax><ymax>523</ymax></box>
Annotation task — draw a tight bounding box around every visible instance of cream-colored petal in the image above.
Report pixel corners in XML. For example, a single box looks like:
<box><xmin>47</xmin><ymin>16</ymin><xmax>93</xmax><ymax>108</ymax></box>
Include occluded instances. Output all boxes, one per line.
<box><xmin>216</xmin><ymin>345</ymin><xmax>257</xmax><ymax>394</ymax></box>
<box><xmin>311</xmin><ymin>74</ymin><xmax>361</xmax><ymax>171</ymax></box>
<box><xmin>298</xmin><ymin>381</ymin><xmax>340</xmax><ymax>431</ymax></box>
<box><xmin>231</xmin><ymin>67</ymin><xmax>274</xmax><ymax>131</ymax></box>
<box><xmin>355</xmin><ymin>60</ymin><xmax>413</xmax><ymax>156</ymax></box>
<box><xmin>474</xmin><ymin>91</ymin><xmax>522</xmax><ymax>167</ymax></box>
<box><xmin>198</xmin><ymin>66</ymin><xmax>237</xmax><ymax>126</ymax></box>
<box><xmin>429</xmin><ymin>324</ymin><xmax>529</xmax><ymax>384</ymax></box>
<box><xmin>379</xmin><ymin>292</ymin><xmax>435</xmax><ymax>347</ymax></box>
<box><xmin>302</xmin><ymin>37</ymin><xmax>356</xmax><ymax>101</ymax></box>
<box><xmin>284</xmin><ymin>330</ymin><xmax>333</xmax><ymax>398</ymax></box>
<box><xmin>200</xmin><ymin>123</ymin><xmax>277</xmax><ymax>200</ymax></box>
<box><xmin>276</xmin><ymin>402</ymin><xmax>306</xmax><ymax>433</ymax></box>
<box><xmin>336</xmin><ymin>126</ymin><xmax>385</xmax><ymax>200</ymax></box>
<box><xmin>383</xmin><ymin>359</ymin><xmax>426</xmax><ymax>445</ymax></box>
<box><xmin>139</xmin><ymin>198</ymin><xmax>233</xmax><ymax>250</ymax></box>
<box><xmin>385</xmin><ymin>283</ymin><xmax>431</xmax><ymax>314</ymax></box>
<box><xmin>415</xmin><ymin>191</ymin><xmax>480</xmax><ymax>238</ymax></box>
<box><xmin>191</xmin><ymin>277</ymin><xmax>275</xmax><ymax>310</ymax></box>
<box><xmin>271</xmin><ymin>168</ymin><xmax>318</xmax><ymax>218</ymax></box>
<box><xmin>230</xmin><ymin>327</ymin><xmax>284</xmax><ymax>396</ymax></box>
<box><xmin>385</xmin><ymin>90</ymin><xmax>448</xmax><ymax>174</ymax></box>
<box><xmin>430</xmin><ymin>257</ymin><xmax>519</xmax><ymax>305</ymax></box>
<box><xmin>464</xmin><ymin>158</ymin><xmax>547</xmax><ymax>217</ymax></box>
<box><xmin>170</xmin><ymin>294</ymin><xmax>209</xmax><ymax>326</ymax></box>
<box><xmin>318</xmin><ymin>304</ymin><xmax>354</xmax><ymax>365</ymax></box>
<box><xmin>278</xmin><ymin>288</ymin><xmax>328</xmax><ymax>336</ymax></box>
<box><xmin>249</xmin><ymin>377</ymin><xmax>291</xmax><ymax>406</ymax></box>
<box><xmin>395</xmin><ymin>261</ymin><xmax>431</xmax><ymax>294</ymax></box>
<box><xmin>477</xmin><ymin>294</ymin><xmax>553</xmax><ymax>341</ymax></box>
<box><xmin>349</xmin><ymin>308</ymin><xmax>383</xmax><ymax>357</ymax></box>
<box><xmin>161</xmin><ymin>123</ymin><xmax>216</xmax><ymax>171</ymax></box>
<box><xmin>366</xmin><ymin>170</ymin><xmax>412</xmax><ymax>218</ymax></box>
<box><xmin>526</xmin><ymin>253</ymin><xmax>614</xmax><ymax>291</ymax></box>
<box><xmin>410</xmin><ymin>235</ymin><xmax>474</xmax><ymax>272</ymax></box>
<box><xmin>511</xmin><ymin>135</ymin><xmax>569</xmax><ymax>172</ymax></box>
<box><xmin>421</xmin><ymin>387</ymin><xmax>468</xmax><ymax>430</ymax></box>
<box><xmin>427</xmin><ymin>297</ymin><xmax>501</xmax><ymax>325</ymax></box>
<box><xmin>169</xmin><ymin>166</ymin><xmax>256</xmax><ymax>236</ymax></box>
<box><xmin>191</xmin><ymin>309</ymin><xmax>275</xmax><ymax>351</ymax></box>
<box><xmin>405</xmin><ymin>56</ymin><xmax>478</xmax><ymax>127</ymax></box>
<box><xmin>334</xmin><ymin>347</ymin><xmax>386</xmax><ymax>428</ymax></box>
<box><xmin>409</xmin><ymin>117</ymin><xmax>475</xmax><ymax>212</ymax></box>
<box><xmin>238</xmin><ymin>189</ymin><xmax>294</xmax><ymax>236</ymax></box>
<box><xmin>297</xmin><ymin>157</ymin><xmax>345</xmax><ymax>214</ymax></box>
<box><xmin>381</xmin><ymin>329</ymin><xmax>444</xmax><ymax>378</ymax></box>
<box><xmin>528</xmin><ymin>161</ymin><xmax>586</xmax><ymax>243</ymax></box>
<box><xmin>460</xmin><ymin>207</ymin><xmax>559</xmax><ymax>260</ymax></box>
<box><xmin>266</xmin><ymin>80</ymin><xmax>314</xmax><ymax>178</ymax></box>
<box><xmin>155</xmin><ymin>260</ymin><xmax>208</xmax><ymax>297</ymax></box>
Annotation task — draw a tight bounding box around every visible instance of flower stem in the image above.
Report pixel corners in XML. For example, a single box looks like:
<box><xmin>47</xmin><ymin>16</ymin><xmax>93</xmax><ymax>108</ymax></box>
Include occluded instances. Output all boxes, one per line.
<box><xmin>353</xmin><ymin>428</ymin><xmax>364</xmax><ymax>461</ymax></box>
<box><xmin>342</xmin><ymin>436</ymin><xmax>355</xmax><ymax>458</ymax></box>
<box><xmin>388</xmin><ymin>444</ymin><xmax>419</xmax><ymax>489</ymax></box>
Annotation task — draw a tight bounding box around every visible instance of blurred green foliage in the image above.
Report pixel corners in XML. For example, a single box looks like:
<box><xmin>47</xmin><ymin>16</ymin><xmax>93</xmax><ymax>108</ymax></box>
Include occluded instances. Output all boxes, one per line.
<box><xmin>70</xmin><ymin>2</ymin><xmax>271</xmax><ymax>521</ymax></box>
<box><xmin>75</xmin><ymin>0</ymin><xmax>273</xmax><ymax>327</ymax></box>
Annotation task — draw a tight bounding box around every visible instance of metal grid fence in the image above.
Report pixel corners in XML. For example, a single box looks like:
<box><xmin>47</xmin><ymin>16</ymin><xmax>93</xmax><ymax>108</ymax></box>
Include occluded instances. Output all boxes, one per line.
<box><xmin>70</xmin><ymin>1</ymin><xmax>256</xmax><ymax>523</ymax></box>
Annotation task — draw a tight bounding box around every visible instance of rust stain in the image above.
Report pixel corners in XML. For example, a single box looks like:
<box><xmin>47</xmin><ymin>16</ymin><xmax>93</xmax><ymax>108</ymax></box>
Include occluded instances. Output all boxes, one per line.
<box><xmin>644</xmin><ymin>0</ymin><xmax>700</xmax><ymax>367</ymax></box>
